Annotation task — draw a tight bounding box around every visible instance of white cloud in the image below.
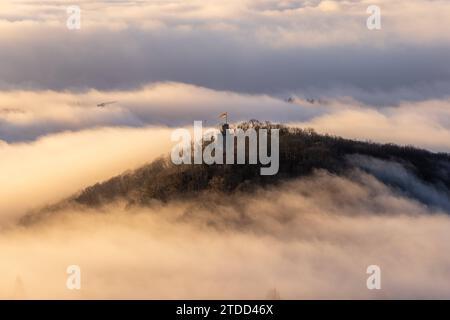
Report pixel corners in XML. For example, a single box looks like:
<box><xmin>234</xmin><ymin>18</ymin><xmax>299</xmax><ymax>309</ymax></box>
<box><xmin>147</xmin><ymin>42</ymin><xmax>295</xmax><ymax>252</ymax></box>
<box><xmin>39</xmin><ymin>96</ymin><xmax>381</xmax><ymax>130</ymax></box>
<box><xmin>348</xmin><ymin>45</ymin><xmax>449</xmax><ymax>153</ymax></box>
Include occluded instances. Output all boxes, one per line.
<box><xmin>292</xmin><ymin>98</ymin><xmax>450</xmax><ymax>152</ymax></box>
<box><xmin>2</xmin><ymin>82</ymin><xmax>450</xmax><ymax>152</ymax></box>
<box><xmin>0</xmin><ymin>126</ymin><xmax>173</xmax><ymax>223</ymax></box>
<box><xmin>1</xmin><ymin>171</ymin><xmax>450</xmax><ymax>299</ymax></box>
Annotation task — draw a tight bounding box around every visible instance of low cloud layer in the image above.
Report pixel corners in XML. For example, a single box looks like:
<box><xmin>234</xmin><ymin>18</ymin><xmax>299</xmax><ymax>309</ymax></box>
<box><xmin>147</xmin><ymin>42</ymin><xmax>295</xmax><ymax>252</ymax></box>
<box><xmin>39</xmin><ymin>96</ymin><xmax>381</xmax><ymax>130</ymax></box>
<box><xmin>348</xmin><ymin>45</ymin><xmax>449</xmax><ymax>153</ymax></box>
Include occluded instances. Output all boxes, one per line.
<box><xmin>0</xmin><ymin>82</ymin><xmax>319</xmax><ymax>141</ymax></box>
<box><xmin>2</xmin><ymin>82</ymin><xmax>450</xmax><ymax>153</ymax></box>
<box><xmin>0</xmin><ymin>126</ymin><xmax>173</xmax><ymax>223</ymax></box>
<box><xmin>292</xmin><ymin>97</ymin><xmax>450</xmax><ymax>152</ymax></box>
<box><xmin>1</xmin><ymin>171</ymin><xmax>450</xmax><ymax>299</ymax></box>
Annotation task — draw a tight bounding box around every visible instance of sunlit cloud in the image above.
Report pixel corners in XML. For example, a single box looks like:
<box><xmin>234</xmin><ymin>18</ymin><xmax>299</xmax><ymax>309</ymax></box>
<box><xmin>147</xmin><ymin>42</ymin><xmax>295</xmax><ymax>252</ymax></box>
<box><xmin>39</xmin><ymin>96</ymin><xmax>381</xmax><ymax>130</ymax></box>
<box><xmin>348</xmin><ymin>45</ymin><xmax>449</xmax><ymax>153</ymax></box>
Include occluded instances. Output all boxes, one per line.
<box><xmin>0</xmin><ymin>126</ymin><xmax>173</xmax><ymax>223</ymax></box>
<box><xmin>1</xmin><ymin>172</ymin><xmax>450</xmax><ymax>299</ymax></box>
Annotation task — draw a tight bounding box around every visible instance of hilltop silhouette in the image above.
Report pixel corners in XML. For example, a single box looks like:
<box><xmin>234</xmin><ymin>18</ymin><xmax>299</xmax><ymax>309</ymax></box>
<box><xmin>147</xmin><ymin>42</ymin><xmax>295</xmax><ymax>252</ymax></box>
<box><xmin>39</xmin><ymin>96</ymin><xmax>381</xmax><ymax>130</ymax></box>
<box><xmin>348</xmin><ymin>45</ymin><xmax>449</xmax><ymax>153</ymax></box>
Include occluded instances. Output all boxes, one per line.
<box><xmin>22</xmin><ymin>121</ymin><xmax>448</xmax><ymax>215</ymax></box>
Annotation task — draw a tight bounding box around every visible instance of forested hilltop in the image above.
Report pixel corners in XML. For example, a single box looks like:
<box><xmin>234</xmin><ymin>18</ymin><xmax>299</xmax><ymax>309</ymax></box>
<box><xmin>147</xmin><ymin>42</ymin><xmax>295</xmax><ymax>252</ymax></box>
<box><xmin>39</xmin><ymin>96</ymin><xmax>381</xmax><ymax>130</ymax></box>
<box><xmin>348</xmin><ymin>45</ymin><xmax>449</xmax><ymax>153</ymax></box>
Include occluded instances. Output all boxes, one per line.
<box><xmin>63</xmin><ymin>121</ymin><xmax>450</xmax><ymax>209</ymax></box>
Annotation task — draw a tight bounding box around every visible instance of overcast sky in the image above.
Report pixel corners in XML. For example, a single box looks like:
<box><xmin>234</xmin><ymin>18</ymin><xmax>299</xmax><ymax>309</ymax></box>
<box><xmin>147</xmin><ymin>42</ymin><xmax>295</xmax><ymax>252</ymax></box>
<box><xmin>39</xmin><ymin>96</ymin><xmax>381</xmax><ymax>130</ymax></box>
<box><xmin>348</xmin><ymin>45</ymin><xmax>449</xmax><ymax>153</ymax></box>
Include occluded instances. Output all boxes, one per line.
<box><xmin>1</xmin><ymin>0</ymin><xmax>450</xmax><ymax>145</ymax></box>
<box><xmin>1</xmin><ymin>0</ymin><xmax>449</xmax><ymax>101</ymax></box>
